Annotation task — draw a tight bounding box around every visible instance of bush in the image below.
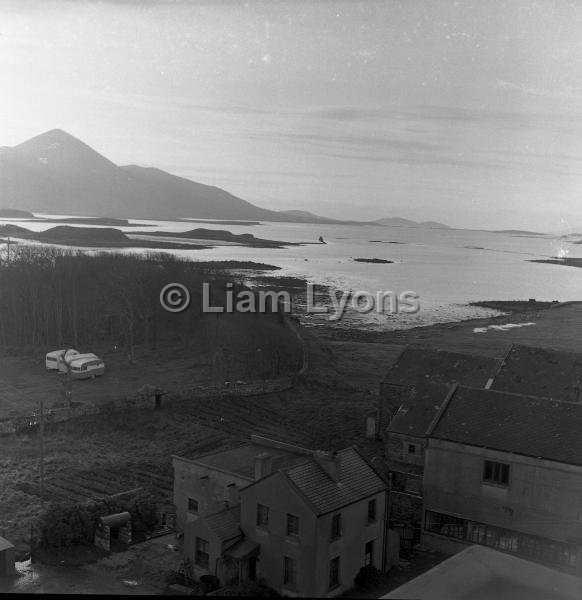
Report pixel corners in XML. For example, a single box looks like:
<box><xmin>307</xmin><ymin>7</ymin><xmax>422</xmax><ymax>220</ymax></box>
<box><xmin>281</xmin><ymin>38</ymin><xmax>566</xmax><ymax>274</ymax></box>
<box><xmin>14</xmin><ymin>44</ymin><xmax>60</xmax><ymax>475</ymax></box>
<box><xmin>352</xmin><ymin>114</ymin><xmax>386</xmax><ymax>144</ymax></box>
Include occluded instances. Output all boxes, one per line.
<box><xmin>354</xmin><ymin>564</ymin><xmax>384</xmax><ymax>590</ymax></box>
<box><xmin>37</xmin><ymin>488</ymin><xmax>162</xmax><ymax>549</ymax></box>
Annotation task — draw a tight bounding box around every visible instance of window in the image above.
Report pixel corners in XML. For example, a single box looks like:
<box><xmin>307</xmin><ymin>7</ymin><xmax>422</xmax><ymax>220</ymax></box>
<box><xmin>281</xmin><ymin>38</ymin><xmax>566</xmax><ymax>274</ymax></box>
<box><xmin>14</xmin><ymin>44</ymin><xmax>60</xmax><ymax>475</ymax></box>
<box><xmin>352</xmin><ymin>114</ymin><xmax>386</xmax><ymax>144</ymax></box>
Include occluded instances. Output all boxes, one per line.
<box><xmin>427</xmin><ymin>510</ymin><xmax>578</xmax><ymax>569</ymax></box>
<box><xmin>407</xmin><ymin>443</ymin><xmax>417</xmax><ymax>454</ymax></box>
<box><xmin>329</xmin><ymin>556</ymin><xmax>340</xmax><ymax>589</ymax></box>
<box><xmin>364</xmin><ymin>540</ymin><xmax>374</xmax><ymax>566</ymax></box>
<box><xmin>256</xmin><ymin>503</ymin><xmax>269</xmax><ymax>528</ymax></box>
<box><xmin>283</xmin><ymin>556</ymin><xmax>297</xmax><ymax>589</ymax></box>
<box><xmin>195</xmin><ymin>537</ymin><xmax>209</xmax><ymax>569</ymax></box>
<box><xmin>188</xmin><ymin>498</ymin><xmax>199</xmax><ymax>513</ymax></box>
<box><xmin>367</xmin><ymin>499</ymin><xmax>377</xmax><ymax>523</ymax></box>
<box><xmin>286</xmin><ymin>513</ymin><xmax>299</xmax><ymax>536</ymax></box>
<box><xmin>425</xmin><ymin>511</ymin><xmax>467</xmax><ymax>540</ymax></box>
<box><xmin>331</xmin><ymin>513</ymin><xmax>342</xmax><ymax>539</ymax></box>
<box><xmin>483</xmin><ymin>460</ymin><xmax>510</xmax><ymax>486</ymax></box>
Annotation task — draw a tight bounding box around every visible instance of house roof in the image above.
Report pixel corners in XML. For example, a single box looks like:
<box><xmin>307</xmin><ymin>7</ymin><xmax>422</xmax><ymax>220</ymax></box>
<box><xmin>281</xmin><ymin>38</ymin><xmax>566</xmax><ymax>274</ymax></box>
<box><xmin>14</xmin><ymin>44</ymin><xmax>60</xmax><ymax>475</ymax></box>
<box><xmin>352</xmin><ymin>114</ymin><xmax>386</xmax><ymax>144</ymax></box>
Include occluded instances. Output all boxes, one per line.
<box><xmin>224</xmin><ymin>538</ymin><xmax>260</xmax><ymax>560</ymax></box>
<box><xmin>0</xmin><ymin>536</ymin><xmax>14</xmax><ymax>552</ymax></box>
<box><xmin>188</xmin><ymin>442</ymin><xmax>310</xmax><ymax>480</ymax></box>
<box><xmin>281</xmin><ymin>447</ymin><xmax>386</xmax><ymax>515</ymax></box>
<box><xmin>382</xmin><ymin>347</ymin><xmax>500</xmax><ymax>388</ymax></box>
<box><xmin>430</xmin><ymin>386</ymin><xmax>582</xmax><ymax>466</ymax></box>
<box><xmin>382</xmin><ymin>545</ymin><xmax>581</xmax><ymax>600</ymax></box>
<box><xmin>387</xmin><ymin>382</ymin><xmax>453</xmax><ymax>437</ymax></box>
<box><xmin>490</xmin><ymin>344</ymin><xmax>582</xmax><ymax>403</ymax></box>
<box><xmin>203</xmin><ymin>505</ymin><xmax>241</xmax><ymax>542</ymax></box>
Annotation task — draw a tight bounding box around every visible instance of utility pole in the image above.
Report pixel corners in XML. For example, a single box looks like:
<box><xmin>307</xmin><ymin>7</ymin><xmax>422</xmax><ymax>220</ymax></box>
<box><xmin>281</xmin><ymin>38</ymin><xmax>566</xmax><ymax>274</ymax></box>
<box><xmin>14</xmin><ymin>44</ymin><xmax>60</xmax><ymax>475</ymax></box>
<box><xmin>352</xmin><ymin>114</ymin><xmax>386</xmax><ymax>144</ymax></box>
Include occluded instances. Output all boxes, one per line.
<box><xmin>39</xmin><ymin>398</ymin><xmax>45</xmax><ymax>504</ymax></box>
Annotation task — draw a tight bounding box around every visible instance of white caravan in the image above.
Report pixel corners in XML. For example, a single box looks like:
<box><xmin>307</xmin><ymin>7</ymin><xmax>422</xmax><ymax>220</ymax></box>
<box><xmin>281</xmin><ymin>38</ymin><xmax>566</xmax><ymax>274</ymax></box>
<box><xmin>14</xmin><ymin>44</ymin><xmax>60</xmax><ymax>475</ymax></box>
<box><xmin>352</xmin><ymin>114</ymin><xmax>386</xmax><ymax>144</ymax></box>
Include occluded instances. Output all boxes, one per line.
<box><xmin>69</xmin><ymin>356</ymin><xmax>105</xmax><ymax>380</ymax></box>
<box><xmin>45</xmin><ymin>349</ymin><xmax>79</xmax><ymax>371</ymax></box>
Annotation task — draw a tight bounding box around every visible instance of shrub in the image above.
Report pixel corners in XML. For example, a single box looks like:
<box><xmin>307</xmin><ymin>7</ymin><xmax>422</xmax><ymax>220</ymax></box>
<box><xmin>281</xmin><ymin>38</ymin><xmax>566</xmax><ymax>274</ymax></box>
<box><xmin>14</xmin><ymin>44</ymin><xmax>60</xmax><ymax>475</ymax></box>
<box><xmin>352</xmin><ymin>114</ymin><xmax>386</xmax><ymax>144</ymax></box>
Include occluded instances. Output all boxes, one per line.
<box><xmin>354</xmin><ymin>564</ymin><xmax>384</xmax><ymax>590</ymax></box>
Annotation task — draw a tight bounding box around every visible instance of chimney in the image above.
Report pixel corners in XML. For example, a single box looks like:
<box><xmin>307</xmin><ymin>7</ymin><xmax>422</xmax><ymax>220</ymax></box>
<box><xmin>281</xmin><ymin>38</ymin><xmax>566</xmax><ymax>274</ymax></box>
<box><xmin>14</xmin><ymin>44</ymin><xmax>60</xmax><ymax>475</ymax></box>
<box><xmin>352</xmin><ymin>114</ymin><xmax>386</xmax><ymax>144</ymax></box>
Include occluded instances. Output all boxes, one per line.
<box><xmin>314</xmin><ymin>450</ymin><xmax>340</xmax><ymax>482</ymax></box>
<box><xmin>224</xmin><ymin>482</ymin><xmax>238</xmax><ymax>508</ymax></box>
<box><xmin>254</xmin><ymin>452</ymin><xmax>273</xmax><ymax>481</ymax></box>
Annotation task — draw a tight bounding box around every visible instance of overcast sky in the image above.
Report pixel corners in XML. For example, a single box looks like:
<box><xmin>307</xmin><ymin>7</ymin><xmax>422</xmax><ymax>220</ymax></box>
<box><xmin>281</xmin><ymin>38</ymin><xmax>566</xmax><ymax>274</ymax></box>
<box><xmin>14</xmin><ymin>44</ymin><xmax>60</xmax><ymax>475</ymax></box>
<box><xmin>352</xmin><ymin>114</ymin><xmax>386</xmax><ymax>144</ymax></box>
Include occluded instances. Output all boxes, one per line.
<box><xmin>1</xmin><ymin>0</ymin><xmax>581</xmax><ymax>229</ymax></box>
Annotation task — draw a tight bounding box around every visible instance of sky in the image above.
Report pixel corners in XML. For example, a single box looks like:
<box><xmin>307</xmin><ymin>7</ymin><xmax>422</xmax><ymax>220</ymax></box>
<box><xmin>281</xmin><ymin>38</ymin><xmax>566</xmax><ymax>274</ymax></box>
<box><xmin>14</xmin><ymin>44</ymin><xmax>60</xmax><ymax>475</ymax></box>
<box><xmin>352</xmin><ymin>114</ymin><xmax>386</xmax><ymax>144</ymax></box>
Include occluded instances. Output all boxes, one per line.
<box><xmin>0</xmin><ymin>0</ymin><xmax>581</xmax><ymax>230</ymax></box>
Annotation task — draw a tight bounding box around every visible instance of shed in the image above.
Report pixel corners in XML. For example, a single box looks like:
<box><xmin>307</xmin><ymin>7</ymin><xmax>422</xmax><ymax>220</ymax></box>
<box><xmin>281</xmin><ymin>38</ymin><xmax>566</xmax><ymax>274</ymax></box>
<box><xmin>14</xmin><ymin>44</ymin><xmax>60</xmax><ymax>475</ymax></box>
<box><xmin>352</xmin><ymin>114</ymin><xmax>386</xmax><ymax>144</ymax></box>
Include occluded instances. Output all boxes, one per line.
<box><xmin>94</xmin><ymin>511</ymin><xmax>132</xmax><ymax>551</ymax></box>
<box><xmin>0</xmin><ymin>537</ymin><xmax>16</xmax><ymax>577</ymax></box>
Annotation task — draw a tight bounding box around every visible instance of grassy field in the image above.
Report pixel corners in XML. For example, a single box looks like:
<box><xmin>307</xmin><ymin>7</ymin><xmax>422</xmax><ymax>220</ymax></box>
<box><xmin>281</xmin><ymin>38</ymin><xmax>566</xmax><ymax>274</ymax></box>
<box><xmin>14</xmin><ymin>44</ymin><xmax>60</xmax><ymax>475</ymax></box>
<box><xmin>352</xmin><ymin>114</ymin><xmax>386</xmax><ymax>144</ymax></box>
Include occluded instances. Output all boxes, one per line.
<box><xmin>318</xmin><ymin>301</ymin><xmax>582</xmax><ymax>357</ymax></box>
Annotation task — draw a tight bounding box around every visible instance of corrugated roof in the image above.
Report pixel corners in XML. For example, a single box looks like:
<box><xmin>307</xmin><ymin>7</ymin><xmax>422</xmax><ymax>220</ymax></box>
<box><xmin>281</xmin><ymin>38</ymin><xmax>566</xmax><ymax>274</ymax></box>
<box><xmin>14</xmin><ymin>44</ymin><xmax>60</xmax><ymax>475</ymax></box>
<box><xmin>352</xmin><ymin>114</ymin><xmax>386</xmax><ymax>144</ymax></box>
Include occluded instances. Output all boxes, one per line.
<box><xmin>431</xmin><ymin>386</ymin><xmax>582</xmax><ymax>466</ymax></box>
<box><xmin>204</xmin><ymin>505</ymin><xmax>241</xmax><ymax>542</ymax></box>
<box><xmin>387</xmin><ymin>382</ymin><xmax>453</xmax><ymax>437</ymax></box>
<box><xmin>382</xmin><ymin>347</ymin><xmax>500</xmax><ymax>388</ymax></box>
<box><xmin>283</xmin><ymin>447</ymin><xmax>386</xmax><ymax>514</ymax></box>
<box><xmin>491</xmin><ymin>344</ymin><xmax>582</xmax><ymax>403</ymax></box>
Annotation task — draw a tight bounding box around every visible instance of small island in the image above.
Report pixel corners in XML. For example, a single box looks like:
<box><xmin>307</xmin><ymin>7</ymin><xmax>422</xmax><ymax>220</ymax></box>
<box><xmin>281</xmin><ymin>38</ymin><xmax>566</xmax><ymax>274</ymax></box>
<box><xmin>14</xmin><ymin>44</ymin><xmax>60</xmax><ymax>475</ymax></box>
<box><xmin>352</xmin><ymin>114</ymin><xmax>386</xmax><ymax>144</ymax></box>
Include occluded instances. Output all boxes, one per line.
<box><xmin>529</xmin><ymin>258</ymin><xmax>582</xmax><ymax>268</ymax></box>
<box><xmin>0</xmin><ymin>224</ymin><xmax>297</xmax><ymax>250</ymax></box>
<box><xmin>353</xmin><ymin>257</ymin><xmax>394</xmax><ymax>264</ymax></box>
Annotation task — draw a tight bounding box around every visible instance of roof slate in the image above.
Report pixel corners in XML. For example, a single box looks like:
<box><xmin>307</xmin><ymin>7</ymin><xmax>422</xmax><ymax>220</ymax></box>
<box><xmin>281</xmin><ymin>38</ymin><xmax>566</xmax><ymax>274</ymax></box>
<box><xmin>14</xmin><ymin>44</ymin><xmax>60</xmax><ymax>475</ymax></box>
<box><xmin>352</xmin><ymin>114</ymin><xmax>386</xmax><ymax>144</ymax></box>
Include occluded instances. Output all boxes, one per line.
<box><xmin>387</xmin><ymin>382</ymin><xmax>453</xmax><ymax>437</ymax></box>
<box><xmin>431</xmin><ymin>386</ymin><xmax>582</xmax><ymax>466</ymax></box>
<box><xmin>283</xmin><ymin>447</ymin><xmax>386</xmax><ymax>514</ymax></box>
<box><xmin>382</xmin><ymin>347</ymin><xmax>500</xmax><ymax>388</ymax></box>
<box><xmin>204</xmin><ymin>505</ymin><xmax>241</xmax><ymax>542</ymax></box>
<box><xmin>491</xmin><ymin>344</ymin><xmax>582</xmax><ymax>403</ymax></box>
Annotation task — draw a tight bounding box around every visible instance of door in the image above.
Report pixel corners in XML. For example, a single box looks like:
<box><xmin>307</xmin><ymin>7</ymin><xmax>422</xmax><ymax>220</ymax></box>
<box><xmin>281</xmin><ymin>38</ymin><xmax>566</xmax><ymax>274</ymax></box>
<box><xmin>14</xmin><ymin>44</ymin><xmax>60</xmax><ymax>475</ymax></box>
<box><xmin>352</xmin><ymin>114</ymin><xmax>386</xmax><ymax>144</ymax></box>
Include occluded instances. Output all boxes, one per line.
<box><xmin>248</xmin><ymin>556</ymin><xmax>257</xmax><ymax>580</ymax></box>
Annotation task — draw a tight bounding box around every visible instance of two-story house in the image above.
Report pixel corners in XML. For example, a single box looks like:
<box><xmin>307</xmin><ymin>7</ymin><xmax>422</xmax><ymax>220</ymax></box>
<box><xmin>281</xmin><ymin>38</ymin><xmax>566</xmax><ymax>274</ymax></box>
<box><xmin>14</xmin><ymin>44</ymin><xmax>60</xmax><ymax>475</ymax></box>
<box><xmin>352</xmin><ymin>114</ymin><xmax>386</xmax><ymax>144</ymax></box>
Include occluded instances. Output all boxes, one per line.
<box><xmin>173</xmin><ymin>435</ymin><xmax>389</xmax><ymax>596</ymax></box>
<box><xmin>422</xmin><ymin>386</ymin><xmax>582</xmax><ymax>575</ymax></box>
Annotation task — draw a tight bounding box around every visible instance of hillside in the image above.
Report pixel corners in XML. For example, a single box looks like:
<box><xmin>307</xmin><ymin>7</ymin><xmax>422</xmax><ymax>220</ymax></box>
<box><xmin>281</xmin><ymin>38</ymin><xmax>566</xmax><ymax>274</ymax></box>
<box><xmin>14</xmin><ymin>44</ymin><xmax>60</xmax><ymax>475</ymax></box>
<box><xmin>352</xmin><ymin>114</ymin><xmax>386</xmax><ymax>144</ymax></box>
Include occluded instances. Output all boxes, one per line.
<box><xmin>374</xmin><ymin>217</ymin><xmax>450</xmax><ymax>228</ymax></box>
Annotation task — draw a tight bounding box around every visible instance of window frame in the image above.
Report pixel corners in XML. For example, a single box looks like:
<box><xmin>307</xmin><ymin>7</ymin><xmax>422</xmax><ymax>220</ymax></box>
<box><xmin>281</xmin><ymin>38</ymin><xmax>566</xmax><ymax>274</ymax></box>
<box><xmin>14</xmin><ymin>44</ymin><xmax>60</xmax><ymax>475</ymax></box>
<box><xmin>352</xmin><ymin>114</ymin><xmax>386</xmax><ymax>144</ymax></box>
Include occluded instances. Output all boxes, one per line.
<box><xmin>331</xmin><ymin>513</ymin><xmax>342</xmax><ymax>540</ymax></box>
<box><xmin>329</xmin><ymin>556</ymin><xmax>341</xmax><ymax>590</ymax></box>
<box><xmin>187</xmin><ymin>497</ymin><xmax>199</xmax><ymax>514</ymax></box>
<box><xmin>256</xmin><ymin>503</ymin><xmax>270</xmax><ymax>528</ymax></box>
<box><xmin>286</xmin><ymin>513</ymin><xmax>300</xmax><ymax>537</ymax></box>
<box><xmin>364</xmin><ymin>540</ymin><xmax>374</xmax><ymax>566</ymax></box>
<box><xmin>482</xmin><ymin>459</ymin><xmax>510</xmax><ymax>487</ymax></box>
<box><xmin>367</xmin><ymin>499</ymin><xmax>377</xmax><ymax>523</ymax></box>
<box><xmin>195</xmin><ymin>536</ymin><xmax>210</xmax><ymax>569</ymax></box>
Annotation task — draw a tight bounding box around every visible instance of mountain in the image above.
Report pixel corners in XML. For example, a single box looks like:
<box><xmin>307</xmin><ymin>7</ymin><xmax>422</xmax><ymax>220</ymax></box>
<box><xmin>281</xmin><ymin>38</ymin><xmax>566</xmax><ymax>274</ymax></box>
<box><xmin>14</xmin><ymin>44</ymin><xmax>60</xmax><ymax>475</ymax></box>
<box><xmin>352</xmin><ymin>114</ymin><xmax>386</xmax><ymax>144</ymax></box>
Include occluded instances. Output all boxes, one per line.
<box><xmin>0</xmin><ymin>130</ymin><xmax>453</xmax><ymax>228</ymax></box>
<box><xmin>0</xmin><ymin>129</ymin><xmax>338</xmax><ymax>223</ymax></box>
<box><xmin>374</xmin><ymin>217</ymin><xmax>450</xmax><ymax>229</ymax></box>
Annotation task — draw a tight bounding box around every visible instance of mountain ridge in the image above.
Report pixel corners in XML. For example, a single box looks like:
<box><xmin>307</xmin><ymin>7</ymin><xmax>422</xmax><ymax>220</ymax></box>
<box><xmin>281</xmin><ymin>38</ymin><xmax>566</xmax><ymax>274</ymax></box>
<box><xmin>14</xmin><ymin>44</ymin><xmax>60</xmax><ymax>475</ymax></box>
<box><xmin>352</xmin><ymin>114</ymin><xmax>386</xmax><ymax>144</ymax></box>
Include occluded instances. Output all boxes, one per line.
<box><xmin>0</xmin><ymin>129</ymin><xmax>450</xmax><ymax>228</ymax></box>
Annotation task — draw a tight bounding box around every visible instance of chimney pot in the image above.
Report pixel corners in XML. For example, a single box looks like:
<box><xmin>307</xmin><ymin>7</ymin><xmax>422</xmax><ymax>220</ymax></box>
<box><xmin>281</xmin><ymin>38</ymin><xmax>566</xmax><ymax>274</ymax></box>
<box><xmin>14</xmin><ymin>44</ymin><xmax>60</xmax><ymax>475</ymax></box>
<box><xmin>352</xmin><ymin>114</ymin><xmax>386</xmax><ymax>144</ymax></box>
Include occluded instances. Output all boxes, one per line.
<box><xmin>314</xmin><ymin>450</ymin><xmax>340</xmax><ymax>482</ymax></box>
<box><xmin>254</xmin><ymin>452</ymin><xmax>273</xmax><ymax>480</ymax></box>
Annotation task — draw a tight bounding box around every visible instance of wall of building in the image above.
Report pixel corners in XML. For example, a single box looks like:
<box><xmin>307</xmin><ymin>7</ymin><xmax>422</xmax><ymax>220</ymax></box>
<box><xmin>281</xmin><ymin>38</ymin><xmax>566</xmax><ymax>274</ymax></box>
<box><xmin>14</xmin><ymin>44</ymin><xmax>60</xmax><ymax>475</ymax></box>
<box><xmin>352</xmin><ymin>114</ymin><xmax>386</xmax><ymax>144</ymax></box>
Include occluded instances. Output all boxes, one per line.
<box><xmin>173</xmin><ymin>456</ymin><xmax>250</xmax><ymax>531</ymax></box>
<box><xmin>184</xmin><ymin>518</ymin><xmax>222</xmax><ymax>580</ymax></box>
<box><xmin>423</xmin><ymin>439</ymin><xmax>582</xmax><ymax>571</ymax></box>
<box><xmin>239</xmin><ymin>472</ymin><xmax>319</xmax><ymax>596</ymax></box>
<box><xmin>386</xmin><ymin>432</ymin><xmax>426</xmax><ymax>470</ymax></box>
<box><xmin>313</xmin><ymin>492</ymin><xmax>387</xmax><ymax>598</ymax></box>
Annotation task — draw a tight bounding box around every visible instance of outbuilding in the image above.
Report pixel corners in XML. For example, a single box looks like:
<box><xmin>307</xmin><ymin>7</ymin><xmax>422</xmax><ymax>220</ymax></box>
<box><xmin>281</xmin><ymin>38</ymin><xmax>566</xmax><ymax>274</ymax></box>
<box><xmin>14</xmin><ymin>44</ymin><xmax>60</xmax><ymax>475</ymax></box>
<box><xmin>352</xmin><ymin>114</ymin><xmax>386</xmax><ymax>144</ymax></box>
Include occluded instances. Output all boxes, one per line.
<box><xmin>0</xmin><ymin>537</ymin><xmax>16</xmax><ymax>577</ymax></box>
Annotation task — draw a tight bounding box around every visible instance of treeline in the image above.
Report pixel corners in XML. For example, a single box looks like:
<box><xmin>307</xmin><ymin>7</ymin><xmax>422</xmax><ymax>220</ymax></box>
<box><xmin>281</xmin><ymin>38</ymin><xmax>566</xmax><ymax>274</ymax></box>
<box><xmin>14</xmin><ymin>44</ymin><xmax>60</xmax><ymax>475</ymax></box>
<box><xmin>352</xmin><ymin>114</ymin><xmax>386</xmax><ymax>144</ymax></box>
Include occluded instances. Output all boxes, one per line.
<box><xmin>0</xmin><ymin>247</ymin><xmax>301</xmax><ymax>377</ymax></box>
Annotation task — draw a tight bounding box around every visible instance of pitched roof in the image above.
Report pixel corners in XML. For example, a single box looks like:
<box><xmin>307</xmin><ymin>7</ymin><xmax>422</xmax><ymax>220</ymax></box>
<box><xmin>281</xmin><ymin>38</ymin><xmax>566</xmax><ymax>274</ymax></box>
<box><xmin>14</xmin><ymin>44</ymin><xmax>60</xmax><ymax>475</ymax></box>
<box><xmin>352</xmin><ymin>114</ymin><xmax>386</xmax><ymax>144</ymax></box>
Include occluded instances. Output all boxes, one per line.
<box><xmin>282</xmin><ymin>447</ymin><xmax>386</xmax><ymax>514</ymax></box>
<box><xmin>203</xmin><ymin>505</ymin><xmax>241</xmax><ymax>542</ymax></box>
<box><xmin>382</xmin><ymin>347</ymin><xmax>500</xmax><ymax>389</ymax></box>
<box><xmin>491</xmin><ymin>344</ymin><xmax>582</xmax><ymax>403</ymax></box>
<box><xmin>387</xmin><ymin>382</ymin><xmax>453</xmax><ymax>437</ymax></box>
<box><xmin>430</xmin><ymin>386</ymin><xmax>582</xmax><ymax>466</ymax></box>
<box><xmin>189</xmin><ymin>441</ymin><xmax>310</xmax><ymax>480</ymax></box>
